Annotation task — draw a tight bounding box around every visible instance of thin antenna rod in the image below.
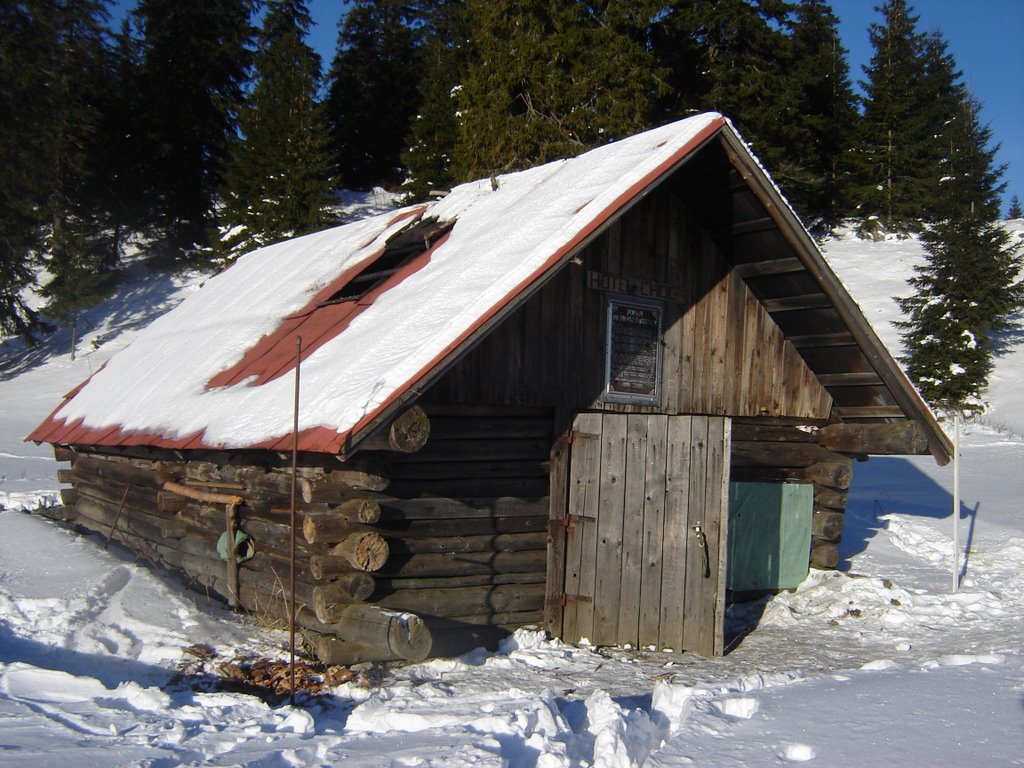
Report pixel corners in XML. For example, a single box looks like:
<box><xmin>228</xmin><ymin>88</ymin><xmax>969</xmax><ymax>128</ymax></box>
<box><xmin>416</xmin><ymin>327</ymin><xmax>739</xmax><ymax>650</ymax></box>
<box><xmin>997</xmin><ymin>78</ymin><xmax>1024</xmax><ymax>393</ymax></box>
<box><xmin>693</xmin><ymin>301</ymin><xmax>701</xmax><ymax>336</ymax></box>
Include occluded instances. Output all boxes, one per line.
<box><xmin>289</xmin><ymin>336</ymin><xmax>302</xmax><ymax>705</ymax></box>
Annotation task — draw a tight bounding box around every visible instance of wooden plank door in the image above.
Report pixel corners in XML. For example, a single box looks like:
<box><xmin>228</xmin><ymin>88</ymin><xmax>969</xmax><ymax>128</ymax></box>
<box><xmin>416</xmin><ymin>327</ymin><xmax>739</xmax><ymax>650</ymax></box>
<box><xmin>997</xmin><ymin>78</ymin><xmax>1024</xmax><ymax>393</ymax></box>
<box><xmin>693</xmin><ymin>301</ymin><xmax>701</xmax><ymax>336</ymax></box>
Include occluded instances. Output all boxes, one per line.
<box><xmin>557</xmin><ymin>412</ymin><xmax>730</xmax><ymax>656</ymax></box>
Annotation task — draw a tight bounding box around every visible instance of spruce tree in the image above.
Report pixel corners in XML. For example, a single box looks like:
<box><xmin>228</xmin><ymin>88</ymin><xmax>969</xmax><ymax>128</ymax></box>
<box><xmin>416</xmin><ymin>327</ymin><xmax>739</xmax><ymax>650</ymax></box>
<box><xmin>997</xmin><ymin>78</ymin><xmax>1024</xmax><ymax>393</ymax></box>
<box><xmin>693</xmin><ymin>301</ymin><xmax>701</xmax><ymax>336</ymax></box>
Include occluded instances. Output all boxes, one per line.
<box><xmin>132</xmin><ymin>0</ymin><xmax>256</xmax><ymax>253</ymax></box>
<box><xmin>401</xmin><ymin>1</ymin><xmax>466</xmax><ymax>201</ymax></box>
<box><xmin>854</xmin><ymin>0</ymin><xmax>933</xmax><ymax>232</ymax></box>
<box><xmin>897</xmin><ymin>94</ymin><xmax>1022</xmax><ymax>413</ymax></box>
<box><xmin>651</xmin><ymin>0</ymin><xmax>793</xmax><ymax>157</ymax></box>
<box><xmin>37</xmin><ymin>0</ymin><xmax>122</xmax><ymax>354</ymax></box>
<box><xmin>0</xmin><ymin>2</ymin><xmax>48</xmax><ymax>338</ymax></box>
<box><xmin>218</xmin><ymin>0</ymin><xmax>336</xmax><ymax>258</ymax></box>
<box><xmin>455</xmin><ymin>0</ymin><xmax>664</xmax><ymax>180</ymax></box>
<box><xmin>1009</xmin><ymin>195</ymin><xmax>1023</xmax><ymax>220</ymax></box>
<box><xmin>326</xmin><ymin>0</ymin><xmax>427</xmax><ymax>189</ymax></box>
<box><xmin>0</xmin><ymin>0</ymin><xmax>118</xmax><ymax>346</ymax></box>
<box><xmin>774</xmin><ymin>0</ymin><xmax>859</xmax><ymax>230</ymax></box>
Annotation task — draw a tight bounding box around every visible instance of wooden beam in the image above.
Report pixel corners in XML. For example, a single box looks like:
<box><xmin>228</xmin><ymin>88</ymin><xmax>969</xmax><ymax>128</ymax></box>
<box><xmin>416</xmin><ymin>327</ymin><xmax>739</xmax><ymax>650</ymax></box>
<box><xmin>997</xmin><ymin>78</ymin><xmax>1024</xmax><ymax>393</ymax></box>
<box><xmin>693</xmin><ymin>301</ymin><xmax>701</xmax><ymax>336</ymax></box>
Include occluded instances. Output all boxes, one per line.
<box><xmin>820</xmin><ymin>421</ymin><xmax>930</xmax><ymax>455</ymax></box>
<box><xmin>786</xmin><ymin>331</ymin><xmax>856</xmax><ymax>348</ymax></box>
<box><xmin>831</xmin><ymin>405</ymin><xmax>906</xmax><ymax>419</ymax></box>
<box><xmin>761</xmin><ymin>293</ymin><xmax>832</xmax><ymax>312</ymax></box>
<box><xmin>730</xmin><ymin>216</ymin><xmax>777</xmax><ymax>237</ymax></box>
<box><xmin>816</xmin><ymin>372</ymin><xmax>884</xmax><ymax>387</ymax></box>
<box><xmin>732</xmin><ymin>256</ymin><xmax>804</xmax><ymax>278</ymax></box>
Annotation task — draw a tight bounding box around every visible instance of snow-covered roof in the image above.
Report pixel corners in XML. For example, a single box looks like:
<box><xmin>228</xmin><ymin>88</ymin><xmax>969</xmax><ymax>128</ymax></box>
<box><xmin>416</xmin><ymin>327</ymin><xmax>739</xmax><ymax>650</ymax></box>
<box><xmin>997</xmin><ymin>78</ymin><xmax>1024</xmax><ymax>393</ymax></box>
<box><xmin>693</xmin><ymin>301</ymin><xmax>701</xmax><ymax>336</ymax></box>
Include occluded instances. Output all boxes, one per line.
<box><xmin>28</xmin><ymin>112</ymin><xmax>951</xmax><ymax>462</ymax></box>
<box><xmin>30</xmin><ymin>115</ymin><xmax>729</xmax><ymax>452</ymax></box>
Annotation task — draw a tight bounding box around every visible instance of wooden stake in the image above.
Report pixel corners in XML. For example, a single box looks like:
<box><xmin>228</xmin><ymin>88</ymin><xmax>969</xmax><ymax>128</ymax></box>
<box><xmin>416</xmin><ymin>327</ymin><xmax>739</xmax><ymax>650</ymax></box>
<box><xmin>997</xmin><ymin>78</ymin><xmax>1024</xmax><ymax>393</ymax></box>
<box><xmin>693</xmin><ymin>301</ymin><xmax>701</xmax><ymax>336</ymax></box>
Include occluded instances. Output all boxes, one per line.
<box><xmin>104</xmin><ymin>482</ymin><xmax>132</xmax><ymax>550</ymax></box>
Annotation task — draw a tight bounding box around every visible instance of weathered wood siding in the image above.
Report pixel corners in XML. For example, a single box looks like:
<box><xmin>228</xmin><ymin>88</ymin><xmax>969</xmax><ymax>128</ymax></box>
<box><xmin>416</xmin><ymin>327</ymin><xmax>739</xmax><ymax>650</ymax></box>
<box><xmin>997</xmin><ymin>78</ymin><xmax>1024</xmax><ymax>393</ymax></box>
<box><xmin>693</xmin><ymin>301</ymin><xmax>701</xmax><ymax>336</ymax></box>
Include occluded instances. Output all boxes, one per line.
<box><xmin>552</xmin><ymin>413</ymin><xmax>730</xmax><ymax>656</ymax></box>
<box><xmin>426</xmin><ymin>185</ymin><xmax>832</xmax><ymax>421</ymax></box>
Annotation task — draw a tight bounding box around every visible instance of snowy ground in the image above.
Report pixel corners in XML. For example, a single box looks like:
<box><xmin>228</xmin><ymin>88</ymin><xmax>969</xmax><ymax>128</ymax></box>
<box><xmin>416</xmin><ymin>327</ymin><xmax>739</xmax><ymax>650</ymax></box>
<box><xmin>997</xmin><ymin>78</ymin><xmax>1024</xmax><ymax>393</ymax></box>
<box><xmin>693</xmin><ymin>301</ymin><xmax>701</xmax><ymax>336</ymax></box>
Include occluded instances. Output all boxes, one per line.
<box><xmin>1</xmin><ymin>221</ymin><xmax>1022</xmax><ymax>766</ymax></box>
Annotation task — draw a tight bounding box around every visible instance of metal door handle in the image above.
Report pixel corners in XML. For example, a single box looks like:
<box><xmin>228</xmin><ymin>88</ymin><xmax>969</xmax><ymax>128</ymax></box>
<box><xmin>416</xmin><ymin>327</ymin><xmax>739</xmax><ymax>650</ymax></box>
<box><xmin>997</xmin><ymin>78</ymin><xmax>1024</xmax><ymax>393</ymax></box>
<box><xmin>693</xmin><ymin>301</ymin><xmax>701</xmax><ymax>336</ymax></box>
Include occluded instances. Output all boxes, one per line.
<box><xmin>693</xmin><ymin>523</ymin><xmax>710</xmax><ymax>578</ymax></box>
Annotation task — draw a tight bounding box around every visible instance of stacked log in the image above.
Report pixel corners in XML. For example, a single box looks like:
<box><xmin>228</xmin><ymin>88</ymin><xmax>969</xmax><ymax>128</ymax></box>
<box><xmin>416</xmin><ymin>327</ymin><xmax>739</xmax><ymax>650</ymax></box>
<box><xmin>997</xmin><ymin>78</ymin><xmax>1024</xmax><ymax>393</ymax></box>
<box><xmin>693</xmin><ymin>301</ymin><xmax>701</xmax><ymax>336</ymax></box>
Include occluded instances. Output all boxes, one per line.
<box><xmin>51</xmin><ymin>403</ymin><xmax>552</xmax><ymax>663</ymax></box>
<box><xmin>731</xmin><ymin>420</ymin><xmax>854</xmax><ymax>571</ymax></box>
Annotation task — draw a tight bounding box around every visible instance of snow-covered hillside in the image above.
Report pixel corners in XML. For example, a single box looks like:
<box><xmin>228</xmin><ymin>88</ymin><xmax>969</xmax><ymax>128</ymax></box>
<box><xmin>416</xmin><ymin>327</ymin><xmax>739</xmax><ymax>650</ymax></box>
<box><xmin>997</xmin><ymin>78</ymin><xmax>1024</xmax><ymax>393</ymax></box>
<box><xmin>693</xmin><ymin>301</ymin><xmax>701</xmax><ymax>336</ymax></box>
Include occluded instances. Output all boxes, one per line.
<box><xmin>1</xmin><ymin>222</ymin><xmax>1022</xmax><ymax>767</ymax></box>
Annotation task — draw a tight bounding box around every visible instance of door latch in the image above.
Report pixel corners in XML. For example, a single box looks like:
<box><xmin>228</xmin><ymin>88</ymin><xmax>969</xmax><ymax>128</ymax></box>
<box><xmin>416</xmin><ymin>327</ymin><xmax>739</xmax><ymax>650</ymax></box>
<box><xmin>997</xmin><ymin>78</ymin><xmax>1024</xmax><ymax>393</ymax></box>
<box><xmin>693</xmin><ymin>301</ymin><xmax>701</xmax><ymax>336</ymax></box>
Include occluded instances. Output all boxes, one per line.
<box><xmin>692</xmin><ymin>522</ymin><xmax>710</xmax><ymax>578</ymax></box>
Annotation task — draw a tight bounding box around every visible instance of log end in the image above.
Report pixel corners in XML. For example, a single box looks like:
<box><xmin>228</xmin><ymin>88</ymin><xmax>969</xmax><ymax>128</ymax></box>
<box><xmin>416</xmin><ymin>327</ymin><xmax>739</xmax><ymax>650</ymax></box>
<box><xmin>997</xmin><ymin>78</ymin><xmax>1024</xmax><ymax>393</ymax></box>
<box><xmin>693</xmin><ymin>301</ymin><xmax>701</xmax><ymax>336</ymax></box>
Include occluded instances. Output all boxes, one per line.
<box><xmin>387</xmin><ymin>611</ymin><xmax>432</xmax><ymax>662</ymax></box>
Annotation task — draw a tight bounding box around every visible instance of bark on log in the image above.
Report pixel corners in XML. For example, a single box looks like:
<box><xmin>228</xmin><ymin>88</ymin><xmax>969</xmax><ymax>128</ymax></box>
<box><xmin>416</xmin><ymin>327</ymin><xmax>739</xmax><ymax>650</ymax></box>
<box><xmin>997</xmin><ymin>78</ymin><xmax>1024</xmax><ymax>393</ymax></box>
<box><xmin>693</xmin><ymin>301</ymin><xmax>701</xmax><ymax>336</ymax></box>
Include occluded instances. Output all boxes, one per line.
<box><xmin>302</xmin><ymin>500</ymin><xmax>382</xmax><ymax>543</ymax></box>
<box><xmin>312</xmin><ymin>576</ymin><xmax>376</xmax><ymax>624</ymax></box>
<box><xmin>378</xmin><ymin>549</ymin><xmax>547</xmax><ymax>578</ymax></box>
<box><xmin>329</xmin><ymin>603</ymin><xmax>432</xmax><ymax>661</ymax></box>
<box><xmin>303</xmin><ymin>461</ymin><xmax>391</xmax><ymax>499</ymax></box>
<box><xmin>731</xmin><ymin>441</ymin><xmax>853</xmax><ymax>469</ymax></box>
<box><xmin>800</xmin><ymin>461</ymin><xmax>853</xmax><ymax>490</ymax></box>
<box><xmin>810</xmin><ymin>538</ymin><xmax>839</xmax><ymax>569</ymax></box>
<box><xmin>388</xmin><ymin>531</ymin><xmax>548</xmax><ymax>555</ymax></box>
<box><xmin>813</xmin><ymin>486</ymin><xmax>848</xmax><ymax>510</ymax></box>
<box><xmin>812</xmin><ymin>510</ymin><xmax>845</xmax><ymax>542</ymax></box>
<box><xmin>71</xmin><ymin>453</ymin><xmax>165</xmax><ymax>489</ymax></box>
<box><xmin>357</xmin><ymin>405</ymin><xmax>430</xmax><ymax>454</ymax></box>
<box><xmin>314</xmin><ymin>635</ymin><xmax>399</xmax><ymax>665</ymax></box>
<box><xmin>376</xmin><ymin>583</ymin><xmax>546</xmax><ymax>617</ymax></box>
<box><xmin>819</xmin><ymin>421</ymin><xmax>930</xmax><ymax>455</ymax></box>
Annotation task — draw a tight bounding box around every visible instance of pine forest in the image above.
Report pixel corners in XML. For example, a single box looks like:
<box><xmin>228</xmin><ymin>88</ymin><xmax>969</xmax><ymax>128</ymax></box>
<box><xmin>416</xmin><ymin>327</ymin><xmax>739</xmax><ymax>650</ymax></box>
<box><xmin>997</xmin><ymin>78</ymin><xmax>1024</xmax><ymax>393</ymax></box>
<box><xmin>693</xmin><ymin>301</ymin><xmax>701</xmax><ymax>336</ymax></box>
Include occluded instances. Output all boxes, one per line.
<box><xmin>1</xmin><ymin>0</ymin><xmax>1020</xmax><ymax>415</ymax></box>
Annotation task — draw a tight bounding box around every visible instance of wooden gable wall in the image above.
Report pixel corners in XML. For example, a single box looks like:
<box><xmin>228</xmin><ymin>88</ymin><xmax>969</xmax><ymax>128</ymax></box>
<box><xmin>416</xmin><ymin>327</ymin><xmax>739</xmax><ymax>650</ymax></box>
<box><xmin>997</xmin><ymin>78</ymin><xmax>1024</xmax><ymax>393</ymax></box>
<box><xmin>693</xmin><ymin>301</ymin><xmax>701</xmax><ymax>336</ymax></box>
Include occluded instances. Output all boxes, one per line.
<box><xmin>424</xmin><ymin>183</ymin><xmax>832</xmax><ymax>422</ymax></box>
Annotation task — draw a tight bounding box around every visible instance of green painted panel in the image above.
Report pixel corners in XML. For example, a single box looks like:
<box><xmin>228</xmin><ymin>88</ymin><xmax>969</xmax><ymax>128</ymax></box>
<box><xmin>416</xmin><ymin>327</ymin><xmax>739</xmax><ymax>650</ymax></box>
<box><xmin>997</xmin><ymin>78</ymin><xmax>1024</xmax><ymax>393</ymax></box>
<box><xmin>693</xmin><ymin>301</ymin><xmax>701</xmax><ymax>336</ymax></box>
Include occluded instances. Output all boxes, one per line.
<box><xmin>727</xmin><ymin>482</ymin><xmax>813</xmax><ymax>591</ymax></box>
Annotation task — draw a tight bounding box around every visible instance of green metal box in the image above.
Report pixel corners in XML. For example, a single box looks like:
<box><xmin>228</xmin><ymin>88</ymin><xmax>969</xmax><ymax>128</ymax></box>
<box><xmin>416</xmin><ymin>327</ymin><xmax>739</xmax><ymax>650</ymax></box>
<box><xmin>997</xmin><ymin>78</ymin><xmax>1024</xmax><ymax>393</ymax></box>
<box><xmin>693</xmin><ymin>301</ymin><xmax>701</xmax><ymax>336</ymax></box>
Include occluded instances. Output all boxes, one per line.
<box><xmin>727</xmin><ymin>481</ymin><xmax>813</xmax><ymax>591</ymax></box>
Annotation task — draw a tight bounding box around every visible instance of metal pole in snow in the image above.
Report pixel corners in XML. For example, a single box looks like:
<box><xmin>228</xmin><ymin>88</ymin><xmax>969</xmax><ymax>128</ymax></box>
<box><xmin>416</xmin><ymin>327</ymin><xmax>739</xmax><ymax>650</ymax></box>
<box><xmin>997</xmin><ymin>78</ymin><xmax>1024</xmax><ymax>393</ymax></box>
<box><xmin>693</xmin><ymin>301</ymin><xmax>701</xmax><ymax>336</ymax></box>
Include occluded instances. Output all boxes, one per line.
<box><xmin>952</xmin><ymin>411</ymin><xmax>960</xmax><ymax>593</ymax></box>
<box><xmin>289</xmin><ymin>337</ymin><xmax>302</xmax><ymax>705</ymax></box>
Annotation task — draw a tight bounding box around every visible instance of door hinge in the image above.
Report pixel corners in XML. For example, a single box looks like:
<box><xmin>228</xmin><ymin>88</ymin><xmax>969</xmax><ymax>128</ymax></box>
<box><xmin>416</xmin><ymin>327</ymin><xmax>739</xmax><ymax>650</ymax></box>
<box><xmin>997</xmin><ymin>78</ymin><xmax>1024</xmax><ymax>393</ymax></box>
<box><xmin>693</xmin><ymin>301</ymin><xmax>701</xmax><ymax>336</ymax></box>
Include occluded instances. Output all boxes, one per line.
<box><xmin>548</xmin><ymin>593</ymin><xmax>594</xmax><ymax>607</ymax></box>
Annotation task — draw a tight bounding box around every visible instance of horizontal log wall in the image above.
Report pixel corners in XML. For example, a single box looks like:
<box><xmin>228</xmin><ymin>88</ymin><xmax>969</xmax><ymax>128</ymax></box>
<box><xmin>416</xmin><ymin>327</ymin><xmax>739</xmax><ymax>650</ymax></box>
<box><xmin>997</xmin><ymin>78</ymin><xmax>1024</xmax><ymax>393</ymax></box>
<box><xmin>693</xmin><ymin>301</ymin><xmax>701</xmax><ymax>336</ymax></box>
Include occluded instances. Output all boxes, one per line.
<box><xmin>425</xmin><ymin>185</ymin><xmax>832</xmax><ymax>422</ymax></box>
<box><xmin>730</xmin><ymin>419</ymin><xmax>853</xmax><ymax>571</ymax></box>
<box><xmin>54</xmin><ymin>404</ymin><xmax>552</xmax><ymax>663</ymax></box>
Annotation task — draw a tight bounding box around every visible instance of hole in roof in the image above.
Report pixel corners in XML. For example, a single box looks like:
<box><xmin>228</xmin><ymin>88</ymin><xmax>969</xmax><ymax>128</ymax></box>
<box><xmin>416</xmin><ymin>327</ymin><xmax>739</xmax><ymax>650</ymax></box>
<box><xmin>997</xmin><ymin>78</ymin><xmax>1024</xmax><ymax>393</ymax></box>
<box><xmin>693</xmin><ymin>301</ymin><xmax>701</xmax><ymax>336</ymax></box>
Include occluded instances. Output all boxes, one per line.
<box><xmin>320</xmin><ymin>217</ymin><xmax>455</xmax><ymax>307</ymax></box>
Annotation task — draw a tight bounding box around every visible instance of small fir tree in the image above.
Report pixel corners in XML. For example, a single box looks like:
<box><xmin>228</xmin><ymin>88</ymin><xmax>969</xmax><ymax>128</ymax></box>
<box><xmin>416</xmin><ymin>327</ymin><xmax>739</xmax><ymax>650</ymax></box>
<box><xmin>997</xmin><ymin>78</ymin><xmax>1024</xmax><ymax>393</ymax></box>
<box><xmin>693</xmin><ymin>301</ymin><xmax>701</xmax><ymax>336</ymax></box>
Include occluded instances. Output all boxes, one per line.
<box><xmin>219</xmin><ymin>0</ymin><xmax>336</xmax><ymax>258</ymax></box>
<box><xmin>1006</xmin><ymin>195</ymin><xmax>1022</xmax><ymax>220</ymax></box>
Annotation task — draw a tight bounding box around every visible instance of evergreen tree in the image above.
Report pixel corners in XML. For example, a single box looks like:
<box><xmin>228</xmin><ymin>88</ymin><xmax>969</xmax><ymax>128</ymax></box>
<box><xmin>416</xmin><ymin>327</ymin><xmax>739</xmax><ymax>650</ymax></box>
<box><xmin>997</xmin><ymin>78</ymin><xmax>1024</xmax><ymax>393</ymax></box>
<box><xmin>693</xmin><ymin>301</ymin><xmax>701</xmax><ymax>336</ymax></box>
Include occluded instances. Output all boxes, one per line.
<box><xmin>651</xmin><ymin>0</ymin><xmax>793</xmax><ymax>156</ymax></box>
<box><xmin>36</xmin><ymin>0</ymin><xmax>121</xmax><ymax>357</ymax></box>
<box><xmin>1009</xmin><ymin>195</ymin><xmax>1023</xmax><ymax>220</ymax></box>
<box><xmin>0</xmin><ymin>1</ymin><xmax>49</xmax><ymax>338</ymax></box>
<box><xmin>0</xmin><ymin>0</ymin><xmax>118</xmax><ymax>346</ymax></box>
<box><xmin>132</xmin><ymin>0</ymin><xmax>256</xmax><ymax>253</ymax></box>
<box><xmin>401</xmin><ymin>1</ymin><xmax>466</xmax><ymax>201</ymax></box>
<box><xmin>455</xmin><ymin>0</ymin><xmax>665</xmax><ymax>180</ymax></box>
<box><xmin>326</xmin><ymin>0</ymin><xmax>427</xmax><ymax>189</ymax></box>
<box><xmin>897</xmin><ymin>95</ymin><xmax>1022</xmax><ymax>413</ymax></box>
<box><xmin>218</xmin><ymin>0</ymin><xmax>336</xmax><ymax>258</ymax></box>
<box><xmin>853</xmin><ymin>0</ymin><xmax>933</xmax><ymax>232</ymax></box>
<box><xmin>774</xmin><ymin>0</ymin><xmax>859</xmax><ymax>230</ymax></box>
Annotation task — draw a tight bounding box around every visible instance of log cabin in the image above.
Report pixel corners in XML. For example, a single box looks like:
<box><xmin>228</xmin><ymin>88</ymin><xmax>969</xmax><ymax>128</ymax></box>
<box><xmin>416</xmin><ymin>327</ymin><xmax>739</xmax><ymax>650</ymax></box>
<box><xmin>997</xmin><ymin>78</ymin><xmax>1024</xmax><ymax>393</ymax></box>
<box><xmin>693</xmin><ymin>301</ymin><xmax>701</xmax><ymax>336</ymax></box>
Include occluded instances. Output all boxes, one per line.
<box><xmin>28</xmin><ymin>113</ymin><xmax>952</xmax><ymax>662</ymax></box>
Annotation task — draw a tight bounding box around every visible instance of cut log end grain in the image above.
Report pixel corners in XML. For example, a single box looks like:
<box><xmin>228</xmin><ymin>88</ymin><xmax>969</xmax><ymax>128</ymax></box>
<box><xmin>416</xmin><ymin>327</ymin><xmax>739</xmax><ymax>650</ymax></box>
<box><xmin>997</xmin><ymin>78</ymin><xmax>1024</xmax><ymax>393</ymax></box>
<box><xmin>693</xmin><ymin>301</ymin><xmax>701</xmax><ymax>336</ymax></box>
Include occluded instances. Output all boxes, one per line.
<box><xmin>360</xmin><ymin>405</ymin><xmax>430</xmax><ymax>454</ymax></box>
<box><xmin>332</xmin><ymin>531</ymin><xmax>389</xmax><ymax>572</ymax></box>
